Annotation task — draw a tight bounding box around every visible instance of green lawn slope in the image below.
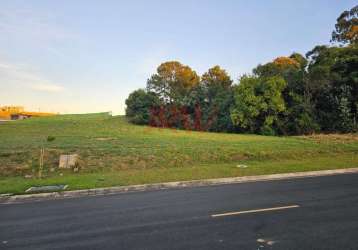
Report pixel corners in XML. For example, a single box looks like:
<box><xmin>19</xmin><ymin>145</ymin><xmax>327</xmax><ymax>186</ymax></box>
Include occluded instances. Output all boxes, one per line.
<box><xmin>0</xmin><ymin>113</ymin><xmax>357</xmax><ymax>194</ymax></box>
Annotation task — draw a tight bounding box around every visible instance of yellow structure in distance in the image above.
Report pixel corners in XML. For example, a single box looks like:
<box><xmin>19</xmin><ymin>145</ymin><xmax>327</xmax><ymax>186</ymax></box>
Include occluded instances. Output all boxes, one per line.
<box><xmin>0</xmin><ymin>106</ymin><xmax>56</xmax><ymax>120</ymax></box>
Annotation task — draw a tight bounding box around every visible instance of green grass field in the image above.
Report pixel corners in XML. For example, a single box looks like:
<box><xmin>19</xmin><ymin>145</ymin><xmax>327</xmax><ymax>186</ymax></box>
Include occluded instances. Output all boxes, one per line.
<box><xmin>0</xmin><ymin>113</ymin><xmax>357</xmax><ymax>194</ymax></box>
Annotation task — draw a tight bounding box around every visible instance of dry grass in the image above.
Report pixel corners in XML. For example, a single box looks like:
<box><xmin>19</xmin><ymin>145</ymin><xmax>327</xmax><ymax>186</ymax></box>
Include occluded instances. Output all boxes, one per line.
<box><xmin>299</xmin><ymin>133</ymin><xmax>358</xmax><ymax>143</ymax></box>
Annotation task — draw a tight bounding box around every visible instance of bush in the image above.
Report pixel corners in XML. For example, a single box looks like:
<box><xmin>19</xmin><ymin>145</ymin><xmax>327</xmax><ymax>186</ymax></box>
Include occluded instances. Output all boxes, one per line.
<box><xmin>125</xmin><ymin>89</ymin><xmax>160</xmax><ymax>125</ymax></box>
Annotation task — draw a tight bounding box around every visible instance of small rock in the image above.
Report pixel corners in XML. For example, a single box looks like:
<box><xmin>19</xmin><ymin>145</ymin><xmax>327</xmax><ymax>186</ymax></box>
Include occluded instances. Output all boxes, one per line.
<box><xmin>257</xmin><ymin>239</ymin><xmax>265</xmax><ymax>243</ymax></box>
<box><xmin>24</xmin><ymin>174</ymin><xmax>33</xmax><ymax>179</ymax></box>
<box><xmin>50</xmin><ymin>167</ymin><xmax>55</xmax><ymax>172</ymax></box>
<box><xmin>59</xmin><ymin>173</ymin><xmax>63</xmax><ymax>176</ymax></box>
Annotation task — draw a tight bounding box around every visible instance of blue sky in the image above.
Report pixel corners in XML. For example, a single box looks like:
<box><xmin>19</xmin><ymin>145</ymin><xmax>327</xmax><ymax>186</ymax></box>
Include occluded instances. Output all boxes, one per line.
<box><xmin>0</xmin><ymin>0</ymin><xmax>356</xmax><ymax>114</ymax></box>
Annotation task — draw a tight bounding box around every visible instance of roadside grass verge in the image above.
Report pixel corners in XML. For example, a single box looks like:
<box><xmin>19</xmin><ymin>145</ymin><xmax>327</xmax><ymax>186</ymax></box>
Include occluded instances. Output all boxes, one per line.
<box><xmin>0</xmin><ymin>152</ymin><xmax>356</xmax><ymax>194</ymax></box>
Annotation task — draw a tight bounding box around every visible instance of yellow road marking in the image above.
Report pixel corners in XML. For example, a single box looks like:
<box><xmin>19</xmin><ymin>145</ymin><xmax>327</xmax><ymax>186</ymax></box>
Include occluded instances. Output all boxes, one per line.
<box><xmin>211</xmin><ymin>205</ymin><xmax>300</xmax><ymax>218</ymax></box>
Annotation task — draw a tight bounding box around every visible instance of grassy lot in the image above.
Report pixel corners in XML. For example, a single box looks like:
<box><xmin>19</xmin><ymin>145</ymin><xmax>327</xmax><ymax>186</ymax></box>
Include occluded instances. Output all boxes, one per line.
<box><xmin>0</xmin><ymin>113</ymin><xmax>357</xmax><ymax>194</ymax></box>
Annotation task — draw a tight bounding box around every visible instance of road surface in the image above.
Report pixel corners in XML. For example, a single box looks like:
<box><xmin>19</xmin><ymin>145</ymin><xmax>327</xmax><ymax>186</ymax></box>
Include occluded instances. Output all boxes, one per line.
<box><xmin>1</xmin><ymin>173</ymin><xmax>358</xmax><ymax>249</ymax></box>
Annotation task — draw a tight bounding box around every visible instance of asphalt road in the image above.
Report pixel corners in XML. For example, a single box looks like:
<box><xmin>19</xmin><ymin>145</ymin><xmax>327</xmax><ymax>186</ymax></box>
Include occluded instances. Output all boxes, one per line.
<box><xmin>1</xmin><ymin>174</ymin><xmax>358</xmax><ymax>250</ymax></box>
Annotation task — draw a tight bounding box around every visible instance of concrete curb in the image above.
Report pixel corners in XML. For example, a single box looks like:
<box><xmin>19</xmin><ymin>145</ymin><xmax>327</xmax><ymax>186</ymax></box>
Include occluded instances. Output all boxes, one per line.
<box><xmin>1</xmin><ymin>168</ymin><xmax>358</xmax><ymax>204</ymax></box>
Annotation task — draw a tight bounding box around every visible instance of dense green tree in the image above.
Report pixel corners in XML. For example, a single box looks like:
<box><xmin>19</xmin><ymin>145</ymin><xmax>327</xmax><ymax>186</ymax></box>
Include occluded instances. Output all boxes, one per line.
<box><xmin>253</xmin><ymin>54</ymin><xmax>317</xmax><ymax>134</ymax></box>
<box><xmin>253</xmin><ymin>56</ymin><xmax>299</xmax><ymax>79</ymax></box>
<box><xmin>200</xmin><ymin>66</ymin><xmax>234</xmax><ymax>132</ymax></box>
<box><xmin>306</xmin><ymin>45</ymin><xmax>358</xmax><ymax>132</ymax></box>
<box><xmin>201</xmin><ymin>66</ymin><xmax>232</xmax><ymax>90</ymax></box>
<box><xmin>172</xmin><ymin>65</ymin><xmax>234</xmax><ymax>132</ymax></box>
<box><xmin>289</xmin><ymin>53</ymin><xmax>308</xmax><ymax>69</ymax></box>
<box><xmin>125</xmin><ymin>89</ymin><xmax>160</xmax><ymax>125</ymax></box>
<box><xmin>231</xmin><ymin>75</ymin><xmax>287</xmax><ymax>135</ymax></box>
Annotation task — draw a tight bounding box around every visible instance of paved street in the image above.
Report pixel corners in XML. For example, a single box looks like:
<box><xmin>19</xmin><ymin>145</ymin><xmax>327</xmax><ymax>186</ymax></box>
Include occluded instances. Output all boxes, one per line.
<box><xmin>1</xmin><ymin>173</ymin><xmax>358</xmax><ymax>250</ymax></box>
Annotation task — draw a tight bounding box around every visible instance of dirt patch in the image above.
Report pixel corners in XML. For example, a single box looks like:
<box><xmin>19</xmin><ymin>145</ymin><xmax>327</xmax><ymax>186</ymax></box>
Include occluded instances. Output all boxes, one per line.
<box><xmin>231</xmin><ymin>153</ymin><xmax>251</xmax><ymax>161</ymax></box>
<box><xmin>299</xmin><ymin>133</ymin><xmax>358</xmax><ymax>143</ymax></box>
<box><xmin>95</xmin><ymin>137</ymin><xmax>115</xmax><ymax>141</ymax></box>
<box><xmin>0</xmin><ymin>149</ymin><xmax>69</xmax><ymax>177</ymax></box>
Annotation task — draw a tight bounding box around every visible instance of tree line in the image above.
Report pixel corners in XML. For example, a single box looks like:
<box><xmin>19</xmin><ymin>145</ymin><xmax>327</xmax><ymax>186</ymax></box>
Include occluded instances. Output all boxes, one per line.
<box><xmin>126</xmin><ymin>5</ymin><xmax>358</xmax><ymax>135</ymax></box>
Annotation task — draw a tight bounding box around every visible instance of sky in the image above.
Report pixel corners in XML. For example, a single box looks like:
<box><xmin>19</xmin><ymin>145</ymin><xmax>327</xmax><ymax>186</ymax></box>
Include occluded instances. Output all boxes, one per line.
<box><xmin>0</xmin><ymin>0</ymin><xmax>356</xmax><ymax>114</ymax></box>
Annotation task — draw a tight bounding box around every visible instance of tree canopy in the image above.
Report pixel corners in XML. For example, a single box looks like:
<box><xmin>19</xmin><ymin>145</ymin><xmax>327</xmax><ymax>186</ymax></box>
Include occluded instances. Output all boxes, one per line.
<box><xmin>231</xmin><ymin>76</ymin><xmax>287</xmax><ymax>135</ymax></box>
<box><xmin>125</xmin><ymin>5</ymin><xmax>357</xmax><ymax>135</ymax></box>
<box><xmin>331</xmin><ymin>5</ymin><xmax>358</xmax><ymax>45</ymax></box>
<box><xmin>146</xmin><ymin>61</ymin><xmax>200</xmax><ymax>104</ymax></box>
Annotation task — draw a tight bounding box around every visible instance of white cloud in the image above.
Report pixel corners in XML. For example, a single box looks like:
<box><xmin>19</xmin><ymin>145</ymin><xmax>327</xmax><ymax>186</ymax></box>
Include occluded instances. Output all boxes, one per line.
<box><xmin>0</xmin><ymin>8</ymin><xmax>75</xmax><ymax>43</ymax></box>
<box><xmin>30</xmin><ymin>83</ymin><xmax>64</xmax><ymax>92</ymax></box>
<box><xmin>0</xmin><ymin>7</ymin><xmax>70</xmax><ymax>93</ymax></box>
<box><xmin>0</xmin><ymin>60</ymin><xmax>65</xmax><ymax>93</ymax></box>
<box><xmin>0</xmin><ymin>63</ymin><xmax>13</xmax><ymax>69</ymax></box>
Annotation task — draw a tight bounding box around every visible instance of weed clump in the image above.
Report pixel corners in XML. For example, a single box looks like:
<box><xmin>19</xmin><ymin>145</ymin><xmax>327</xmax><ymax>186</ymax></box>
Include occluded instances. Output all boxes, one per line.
<box><xmin>47</xmin><ymin>136</ymin><xmax>56</xmax><ymax>142</ymax></box>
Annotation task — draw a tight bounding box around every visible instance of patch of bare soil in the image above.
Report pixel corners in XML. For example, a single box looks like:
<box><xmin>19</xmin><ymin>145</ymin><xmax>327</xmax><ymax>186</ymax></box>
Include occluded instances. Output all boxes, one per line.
<box><xmin>299</xmin><ymin>133</ymin><xmax>358</xmax><ymax>143</ymax></box>
<box><xmin>95</xmin><ymin>137</ymin><xmax>115</xmax><ymax>141</ymax></box>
